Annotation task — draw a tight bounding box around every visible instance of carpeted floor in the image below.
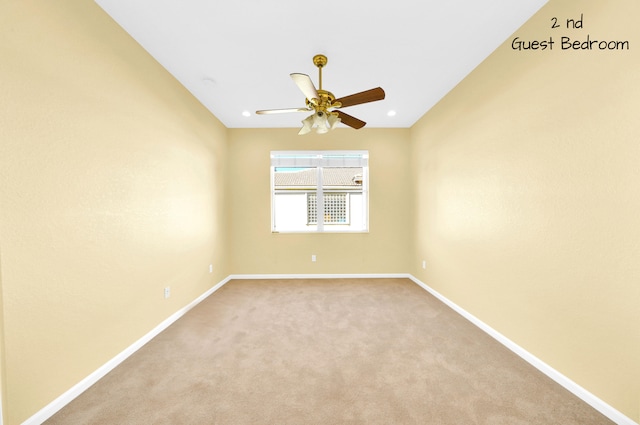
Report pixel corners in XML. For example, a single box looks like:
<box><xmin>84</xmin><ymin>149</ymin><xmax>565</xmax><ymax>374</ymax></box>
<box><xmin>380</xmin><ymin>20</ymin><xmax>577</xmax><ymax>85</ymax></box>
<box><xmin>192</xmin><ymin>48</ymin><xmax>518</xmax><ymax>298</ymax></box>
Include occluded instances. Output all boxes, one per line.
<box><xmin>45</xmin><ymin>278</ymin><xmax>614</xmax><ymax>424</ymax></box>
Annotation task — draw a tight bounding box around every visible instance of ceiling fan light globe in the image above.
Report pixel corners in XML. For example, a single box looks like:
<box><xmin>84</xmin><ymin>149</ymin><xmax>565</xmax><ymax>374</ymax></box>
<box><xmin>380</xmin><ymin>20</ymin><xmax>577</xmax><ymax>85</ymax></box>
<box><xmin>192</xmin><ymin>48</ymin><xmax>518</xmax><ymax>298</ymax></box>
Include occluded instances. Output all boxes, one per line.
<box><xmin>313</xmin><ymin>112</ymin><xmax>330</xmax><ymax>133</ymax></box>
<box><xmin>299</xmin><ymin>114</ymin><xmax>315</xmax><ymax>135</ymax></box>
<box><xmin>298</xmin><ymin>126</ymin><xmax>312</xmax><ymax>135</ymax></box>
<box><xmin>327</xmin><ymin>114</ymin><xmax>341</xmax><ymax>130</ymax></box>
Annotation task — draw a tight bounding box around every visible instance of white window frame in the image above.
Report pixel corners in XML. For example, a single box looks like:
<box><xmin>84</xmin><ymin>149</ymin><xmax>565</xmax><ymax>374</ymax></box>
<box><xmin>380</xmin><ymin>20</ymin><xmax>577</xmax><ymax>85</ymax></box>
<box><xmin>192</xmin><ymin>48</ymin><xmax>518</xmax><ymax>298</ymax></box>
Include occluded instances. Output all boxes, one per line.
<box><xmin>271</xmin><ymin>150</ymin><xmax>369</xmax><ymax>233</ymax></box>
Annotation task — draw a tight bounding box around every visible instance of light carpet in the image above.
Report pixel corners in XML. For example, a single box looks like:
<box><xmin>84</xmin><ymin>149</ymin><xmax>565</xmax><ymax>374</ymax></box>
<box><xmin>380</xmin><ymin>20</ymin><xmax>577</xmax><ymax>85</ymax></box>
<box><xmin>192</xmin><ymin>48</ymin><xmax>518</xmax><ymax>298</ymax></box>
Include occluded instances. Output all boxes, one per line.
<box><xmin>45</xmin><ymin>278</ymin><xmax>614</xmax><ymax>424</ymax></box>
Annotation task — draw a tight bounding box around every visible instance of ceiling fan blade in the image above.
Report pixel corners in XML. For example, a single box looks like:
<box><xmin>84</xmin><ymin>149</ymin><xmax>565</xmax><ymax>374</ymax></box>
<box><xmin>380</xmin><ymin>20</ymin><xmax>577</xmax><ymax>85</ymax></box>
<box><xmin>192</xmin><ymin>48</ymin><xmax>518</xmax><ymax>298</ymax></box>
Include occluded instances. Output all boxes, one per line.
<box><xmin>256</xmin><ymin>107</ymin><xmax>312</xmax><ymax>115</ymax></box>
<box><xmin>334</xmin><ymin>87</ymin><xmax>385</xmax><ymax>108</ymax></box>
<box><xmin>336</xmin><ymin>111</ymin><xmax>366</xmax><ymax>129</ymax></box>
<box><xmin>290</xmin><ymin>73</ymin><xmax>319</xmax><ymax>103</ymax></box>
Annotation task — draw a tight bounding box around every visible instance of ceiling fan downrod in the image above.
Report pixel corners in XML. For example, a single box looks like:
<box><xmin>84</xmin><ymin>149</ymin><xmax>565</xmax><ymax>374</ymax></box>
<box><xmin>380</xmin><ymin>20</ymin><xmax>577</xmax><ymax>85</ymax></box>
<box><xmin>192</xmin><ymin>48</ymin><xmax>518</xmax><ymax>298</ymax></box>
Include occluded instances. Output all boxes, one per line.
<box><xmin>312</xmin><ymin>54</ymin><xmax>327</xmax><ymax>90</ymax></box>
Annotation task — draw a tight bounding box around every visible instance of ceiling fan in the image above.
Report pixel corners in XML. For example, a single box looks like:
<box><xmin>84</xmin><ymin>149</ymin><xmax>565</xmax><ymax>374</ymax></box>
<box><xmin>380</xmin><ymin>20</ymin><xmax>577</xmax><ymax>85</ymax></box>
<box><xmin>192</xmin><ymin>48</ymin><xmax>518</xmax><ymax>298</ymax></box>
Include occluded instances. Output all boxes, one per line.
<box><xmin>256</xmin><ymin>54</ymin><xmax>385</xmax><ymax>135</ymax></box>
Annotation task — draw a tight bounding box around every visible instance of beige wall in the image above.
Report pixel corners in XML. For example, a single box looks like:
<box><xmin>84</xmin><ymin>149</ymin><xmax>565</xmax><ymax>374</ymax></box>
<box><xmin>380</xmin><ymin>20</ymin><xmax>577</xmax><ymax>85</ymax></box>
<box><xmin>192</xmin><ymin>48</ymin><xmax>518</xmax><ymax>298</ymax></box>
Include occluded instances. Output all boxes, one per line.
<box><xmin>227</xmin><ymin>128</ymin><xmax>413</xmax><ymax>275</ymax></box>
<box><xmin>411</xmin><ymin>0</ymin><xmax>639</xmax><ymax>421</ymax></box>
<box><xmin>0</xmin><ymin>1</ymin><xmax>229</xmax><ymax>424</ymax></box>
<box><xmin>0</xmin><ymin>249</ymin><xmax>6</xmax><ymax>423</ymax></box>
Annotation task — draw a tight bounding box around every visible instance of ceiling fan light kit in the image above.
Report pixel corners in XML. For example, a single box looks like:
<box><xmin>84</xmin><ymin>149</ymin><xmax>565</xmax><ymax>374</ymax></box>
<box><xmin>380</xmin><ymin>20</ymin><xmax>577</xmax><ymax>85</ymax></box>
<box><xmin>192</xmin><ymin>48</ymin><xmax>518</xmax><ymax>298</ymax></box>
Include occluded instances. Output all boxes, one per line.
<box><xmin>256</xmin><ymin>54</ymin><xmax>385</xmax><ymax>135</ymax></box>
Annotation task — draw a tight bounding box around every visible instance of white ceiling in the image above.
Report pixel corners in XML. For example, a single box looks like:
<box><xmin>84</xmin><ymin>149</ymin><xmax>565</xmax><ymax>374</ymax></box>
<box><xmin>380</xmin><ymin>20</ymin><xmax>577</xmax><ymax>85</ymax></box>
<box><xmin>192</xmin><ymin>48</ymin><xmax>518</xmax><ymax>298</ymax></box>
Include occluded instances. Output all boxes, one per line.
<box><xmin>94</xmin><ymin>0</ymin><xmax>547</xmax><ymax>129</ymax></box>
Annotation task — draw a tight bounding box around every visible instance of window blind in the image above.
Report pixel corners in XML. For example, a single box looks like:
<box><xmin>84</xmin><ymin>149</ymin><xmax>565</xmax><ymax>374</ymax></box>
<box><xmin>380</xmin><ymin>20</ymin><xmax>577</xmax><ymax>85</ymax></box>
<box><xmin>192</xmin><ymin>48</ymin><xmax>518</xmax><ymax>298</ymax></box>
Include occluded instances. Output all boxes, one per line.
<box><xmin>271</xmin><ymin>151</ymin><xmax>368</xmax><ymax>168</ymax></box>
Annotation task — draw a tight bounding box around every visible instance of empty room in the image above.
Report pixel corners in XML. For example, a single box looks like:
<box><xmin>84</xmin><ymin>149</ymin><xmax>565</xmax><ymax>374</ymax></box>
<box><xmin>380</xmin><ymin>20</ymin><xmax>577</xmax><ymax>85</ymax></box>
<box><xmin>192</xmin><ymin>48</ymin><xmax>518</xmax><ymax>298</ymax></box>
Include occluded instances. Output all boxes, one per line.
<box><xmin>1</xmin><ymin>0</ymin><xmax>638</xmax><ymax>424</ymax></box>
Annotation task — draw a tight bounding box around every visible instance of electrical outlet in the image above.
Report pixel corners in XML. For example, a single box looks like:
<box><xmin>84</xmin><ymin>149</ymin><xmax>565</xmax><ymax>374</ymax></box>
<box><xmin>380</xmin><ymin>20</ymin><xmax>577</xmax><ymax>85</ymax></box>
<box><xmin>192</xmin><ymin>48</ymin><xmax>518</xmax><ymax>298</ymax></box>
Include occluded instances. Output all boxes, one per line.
<box><xmin>164</xmin><ymin>287</ymin><xmax>171</xmax><ymax>299</ymax></box>
<box><xmin>209</xmin><ymin>264</ymin><xmax>213</xmax><ymax>273</ymax></box>
<box><xmin>422</xmin><ymin>260</ymin><xmax>426</xmax><ymax>269</ymax></box>
<box><xmin>311</xmin><ymin>255</ymin><xmax>317</xmax><ymax>262</ymax></box>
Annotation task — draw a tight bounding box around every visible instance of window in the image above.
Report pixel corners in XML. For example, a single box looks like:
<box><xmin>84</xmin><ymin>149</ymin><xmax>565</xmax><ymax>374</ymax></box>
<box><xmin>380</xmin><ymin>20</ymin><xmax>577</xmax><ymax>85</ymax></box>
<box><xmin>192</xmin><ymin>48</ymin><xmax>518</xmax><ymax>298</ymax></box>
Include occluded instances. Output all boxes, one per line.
<box><xmin>271</xmin><ymin>151</ymin><xmax>369</xmax><ymax>233</ymax></box>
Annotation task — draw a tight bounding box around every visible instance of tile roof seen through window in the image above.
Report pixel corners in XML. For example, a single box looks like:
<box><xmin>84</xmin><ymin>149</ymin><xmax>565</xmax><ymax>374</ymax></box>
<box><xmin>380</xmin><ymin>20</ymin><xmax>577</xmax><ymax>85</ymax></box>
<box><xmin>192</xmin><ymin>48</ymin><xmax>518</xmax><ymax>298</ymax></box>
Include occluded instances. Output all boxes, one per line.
<box><xmin>274</xmin><ymin>167</ymin><xmax>363</xmax><ymax>188</ymax></box>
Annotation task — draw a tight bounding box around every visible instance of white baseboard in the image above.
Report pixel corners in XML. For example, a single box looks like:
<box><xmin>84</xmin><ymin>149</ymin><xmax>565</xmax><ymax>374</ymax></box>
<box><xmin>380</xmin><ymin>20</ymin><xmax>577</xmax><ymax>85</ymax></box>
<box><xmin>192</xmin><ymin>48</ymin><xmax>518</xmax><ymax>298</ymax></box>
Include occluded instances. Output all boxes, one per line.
<box><xmin>228</xmin><ymin>273</ymin><xmax>412</xmax><ymax>280</ymax></box>
<box><xmin>407</xmin><ymin>275</ymin><xmax>637</xmax><ymax>425</ymax></box>
<box><xmin>23</xmin><ymin>276</ymin><xmax>232</xmax><ymax>425</ymax></box>
<box><xmin>23</xmin><ymin>273</ymin><xmax>637</xmax><ymax>425</ymax></box>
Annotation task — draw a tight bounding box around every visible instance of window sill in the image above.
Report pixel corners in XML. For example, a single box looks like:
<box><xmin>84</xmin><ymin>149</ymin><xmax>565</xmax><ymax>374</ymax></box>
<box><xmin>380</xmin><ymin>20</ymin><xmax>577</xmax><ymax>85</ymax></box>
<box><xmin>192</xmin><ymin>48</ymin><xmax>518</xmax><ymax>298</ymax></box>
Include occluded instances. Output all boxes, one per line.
<box><xmin>271</xmin><ymin>230</ymin><xmax>369</xmax><ymax>234</ymax></box>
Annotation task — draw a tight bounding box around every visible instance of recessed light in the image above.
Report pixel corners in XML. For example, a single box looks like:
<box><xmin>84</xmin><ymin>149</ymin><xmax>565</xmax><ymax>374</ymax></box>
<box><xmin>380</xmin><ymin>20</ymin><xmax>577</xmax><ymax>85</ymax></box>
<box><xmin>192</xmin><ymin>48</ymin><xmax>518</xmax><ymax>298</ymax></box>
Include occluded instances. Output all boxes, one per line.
<box><xmin>387</xmin><ymin>110</ymin><xmax>396</xmax><ymax>117</ymax></box>
<box><xmin>202</xmin><ymin>77</ymin><xmax>216</xmax><ymax>85</ymax></box>
<box><xmin>242</xmin><ymin>110</ymin><xmax>251</xmax><ymax>117</ymax></box>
